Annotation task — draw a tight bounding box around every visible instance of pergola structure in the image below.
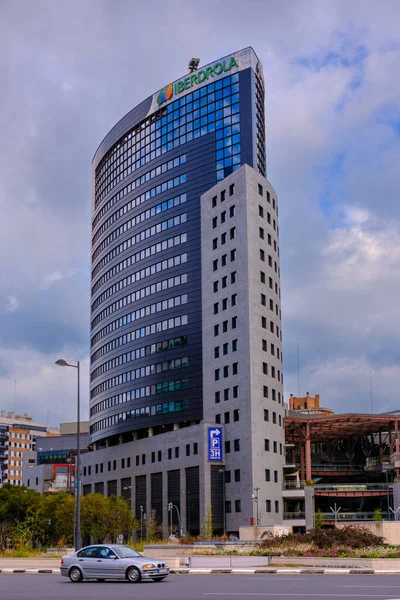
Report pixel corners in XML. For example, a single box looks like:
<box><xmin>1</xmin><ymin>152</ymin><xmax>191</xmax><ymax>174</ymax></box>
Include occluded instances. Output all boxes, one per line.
<box><xmin>285</xmin><ymin>413</ymin><xmax>400</xmax><ymax>481</ymax></box>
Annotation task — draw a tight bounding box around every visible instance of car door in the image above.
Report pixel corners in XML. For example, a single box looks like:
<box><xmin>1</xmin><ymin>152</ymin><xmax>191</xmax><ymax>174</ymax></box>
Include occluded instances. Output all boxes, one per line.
<box><xmin>76</xmin><ymin>546</ymin><xmax>100</xmax><ymax>578</ymax></box>
<box><xmin>97</xmin><ymin>546</ymin><xmax>124</xmax><ymax>579</ymax></box>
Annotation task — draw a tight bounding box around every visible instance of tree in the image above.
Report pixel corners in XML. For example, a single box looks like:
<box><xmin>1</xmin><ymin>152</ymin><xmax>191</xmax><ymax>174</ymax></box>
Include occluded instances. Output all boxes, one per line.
<box><xmin>315</xmin><ymin>509</ymin><xmax>323</xmax><ymax>530</ymax></box>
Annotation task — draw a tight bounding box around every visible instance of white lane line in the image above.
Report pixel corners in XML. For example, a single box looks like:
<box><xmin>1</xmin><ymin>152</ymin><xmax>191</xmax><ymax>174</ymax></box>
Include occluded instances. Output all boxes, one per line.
<box><xmin>203</xmin><ymin>593</ymin><xmax>397</xmax><ymax>597</ymax></box>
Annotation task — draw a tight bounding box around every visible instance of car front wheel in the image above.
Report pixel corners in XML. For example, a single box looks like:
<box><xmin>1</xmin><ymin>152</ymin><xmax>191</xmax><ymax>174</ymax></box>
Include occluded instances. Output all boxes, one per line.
<box><xmin>69</xmin><ymin>567</ymin><xmax>83</xmax><ymax>583</ymax></box>
<box><xmin>126</xmin><ymin>566</ymin><xmax>141</xmax><ymax>583</ymax></box>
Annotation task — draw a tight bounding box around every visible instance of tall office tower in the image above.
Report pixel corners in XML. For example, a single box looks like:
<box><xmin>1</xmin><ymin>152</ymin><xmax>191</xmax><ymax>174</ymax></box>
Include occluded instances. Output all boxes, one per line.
<box><xmin>83</xmin><ymin>48</ymin><xmax>284</xmax><ymax>535</ymax></box>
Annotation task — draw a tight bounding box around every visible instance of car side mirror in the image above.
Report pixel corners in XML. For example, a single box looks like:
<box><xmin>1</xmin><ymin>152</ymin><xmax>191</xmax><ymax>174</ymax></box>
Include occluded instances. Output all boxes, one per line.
<box><xmin>110</xmin><ymin>555</ymin><xmax>118</xmax><ymax>559</ymax></box>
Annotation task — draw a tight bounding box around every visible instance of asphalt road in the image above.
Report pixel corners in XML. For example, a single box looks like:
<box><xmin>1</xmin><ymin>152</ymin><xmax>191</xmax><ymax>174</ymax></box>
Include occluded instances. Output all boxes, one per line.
<box><xmin>2</xmin><ymin>574</ymin><xmax>400</xmax><ymax>600</ymax></box>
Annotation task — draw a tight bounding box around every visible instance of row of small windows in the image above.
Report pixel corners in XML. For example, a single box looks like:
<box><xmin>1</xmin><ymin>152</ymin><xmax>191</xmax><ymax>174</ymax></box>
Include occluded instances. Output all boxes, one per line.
<box><xmin>215</xmin><ymin>362</ymin><xmax>238</xmax><ymax>380</ymax></box>
<box><xmin>92</xmin><ymin>213</ymin><xmax>187</xmax><ymax>293</ymax></box>
<box><xmin>93</xmin><ymin>154</ymin><xmax>186</xmax><ymax>233</ymax></box>
<box><xmin>262</xmin><ymin>361</ymin><xmax>282</xmax><ymax>382</ymax></box>
<box><xmin>264</xmin><ymin>439</ymin><xmax>284</xmax><ymax>455</ymax></box>
<box><xmin>259</xmin><ymin>249</ymin><xmax>279</xmax><ymax>274</ymax></box>
<box><xmin>95</xmin><ymin>74</ymin><xmax>240</xmax><ymax>201</ymax></box>
<box><xmin>166</xmin><ymin>442</ymin><xmax>198</xmax><ymax>460</ymax></box>
<box><xmin>264</xmin><ymin>469</ymin><xmax>279</xmax><ymax>483</ymax></box>
<box><xmin>92</xmin><ymin>234</ymin><xmax>187</xmax><ymax>314</ymax></box>
<box><xmin>212</xmin><ymin>206</ymin><xmax>235</xmax><ymax>228</ymax></box>
<box><xmin>92</xmin><ymin>248</ymin><xmax>187</xmax><ymax>313</ymax></box>
<box><xmin>215</xmin><ymin>386</ymin><xmax>239</xmax><ymax>403</ymax></box>
<box><xmin>92</xmin><ymin>293</ymin><xmax>187</xmax><ymax>346</ymax></box>
<box><xmin>259</xmin><ymin>227</ymin><xmax>278</xmax><ymax>253</ymax></box>
<box><xmin>215</xmin><ymin>409</ymin><xmax>240</xmax><ymax>425</ymax></box>
<box><xmin>211</xmin><ymin>185</ymin><xmax>235</xmax><ymax>208</ymax></box>
<box><xmin>258</xmin><ymin>204</ymin><xmax>278</xmax><ymax>232</ymax></box>
<box><xmin>91</xmin><ymin>314</ymin><xmax>188</xmax><ymax>364</ymax></box>
<box><xmin>91</xmin><ymin>335</ymin><xmax>188</xmax><ymax>382</ymax></box>
<box><xmin>91</xmin><ymin>356</ymin><xmax>188</xmax><ymax>400</ymax></box>
<box><xmin>225</xmin><ymin>500</ymin><xmax>242</xmax><ymax>513</ymax></box>
<box><xmin>214</xmin><ymin>316</ymin><xmax>237</xmax><ymax>336</ymax></box>
<box><xmin>223</xmin><ymin>439</ymin><xmax>240</xmax><ymax>453</ymax></box>
<box><xmin>214</xmin><ymin>295</ymin><xmax>237</xmax><ymax>314</ymax></box>
<box><xmin>261</xmin><ymin>317</ymin><xmax>282</xmax><ymax>341</ymax></box>
<box><xmin>92</xmin><ymin>185</ymin><xmax>186</xmax><ymax>260</ymax></box>
<box><xmin>263</xmin><ymin>386</ymin><xmax>284</xmax><ymax>405</ymax></box>
<box><xmin>213</xmin><ymin>249</ymin><xmax>237</xmax><ymax>271</ymax></box>
<box><xmin>265</xmin><ymin>500</ymin><xmax>280</xmax><ymax>514</ymax></box>
<box><xmin>90</xmin><ymin>399</ymin><xmax>189</xmax><ymax>434</ymax></box>
<box><xmin>257</xmin><ymin>183</ymin><xmax>278</xmax><ymax>214</ymax></box>
<box><xmin>213</xmin><ymin>271</ymin><xmax>237</xmax><ymax>294</ymax></box>
<box><xmin>214</xmin><ymin>339</ymin><xmax>238</xmax><ymax>358</ymax></box>
<box><xmin>262</xmin><ymin>339</ymin><xmax>282</xmax><ymax>361</ymax></box>
<box><xmin>263</xmin><ymin>409</ymin><xmax>284</xmax><ymax>428</ymax></box>
<box><xmin>261</xmin><ymin>296</ymin><xmax>281</xmax><ymax>321</ymax></box>
<box><xmin>90</xmin><ymin>377</ymin><xmax>189</xmax><ymax>418</ymax></box>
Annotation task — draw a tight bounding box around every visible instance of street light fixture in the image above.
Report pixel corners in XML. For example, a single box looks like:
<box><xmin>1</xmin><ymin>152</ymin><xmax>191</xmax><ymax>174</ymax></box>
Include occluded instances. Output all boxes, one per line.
<box><xmin>382</xmin><ymin>469</ymin><xmax>391</xmax><ymax>521</ymax></box>
<box><xmin>218</xmin><ymin>466</ymin><xmax>226</xmax><ymax>536</ymax></box>
<box><xmin>55</xmin><ymin>358</ymin><xmax>81</xmax><ymax>550</ymax></box>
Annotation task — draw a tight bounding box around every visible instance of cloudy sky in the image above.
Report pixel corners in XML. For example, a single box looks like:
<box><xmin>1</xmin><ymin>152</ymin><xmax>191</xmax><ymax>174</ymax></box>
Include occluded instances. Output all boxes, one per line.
<box><xmin>1</xmin><ymin>0</ymin><xmax>399</xmax><ymax>426</ymax></box>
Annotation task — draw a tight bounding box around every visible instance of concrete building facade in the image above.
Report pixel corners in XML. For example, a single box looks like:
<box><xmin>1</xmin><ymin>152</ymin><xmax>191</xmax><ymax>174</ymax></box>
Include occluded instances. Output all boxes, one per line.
<box><xmin>81</xmin><ymin>48</ymin><xmax>284</xmax><ymax>535</ymax></box>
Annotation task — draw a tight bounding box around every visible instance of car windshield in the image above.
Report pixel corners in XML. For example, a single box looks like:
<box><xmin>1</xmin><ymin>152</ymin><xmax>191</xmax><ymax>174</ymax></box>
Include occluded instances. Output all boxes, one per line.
<box><xmin>114</xmin><ymin>546</ymin><xmax>141</xmax><ymax>558</ymax></box>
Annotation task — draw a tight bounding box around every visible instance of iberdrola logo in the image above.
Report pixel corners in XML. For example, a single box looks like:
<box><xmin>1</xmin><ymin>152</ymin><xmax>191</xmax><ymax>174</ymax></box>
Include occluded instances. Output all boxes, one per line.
<box><xmin>157</xmin><ymin>83</ymin><xmax>173</xmax><ymax>105</ymax></box>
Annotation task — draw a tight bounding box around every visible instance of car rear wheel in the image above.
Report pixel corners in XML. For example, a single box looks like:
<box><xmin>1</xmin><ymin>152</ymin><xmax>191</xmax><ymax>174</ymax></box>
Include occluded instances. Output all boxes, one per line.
<box><xmin>152</xmin><ymin>577</ymin><xmax>166</xmax><ymax>582</ymax></box>
<box><xmin>69</xmin><ymin>567</ymin><xmax>83</xmax><ymax>583</ymax></box>
<box><xmin>126</xmin><ymin>566</ymin><xmax>141</xmax><ymax>583</ymax></box>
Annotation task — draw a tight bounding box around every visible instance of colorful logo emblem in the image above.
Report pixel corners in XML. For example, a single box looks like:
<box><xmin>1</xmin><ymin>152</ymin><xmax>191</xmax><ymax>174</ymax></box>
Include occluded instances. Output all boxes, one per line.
<box><xmin>157</xmin><ymin>83</ymin><xmax>173</xmax><ymax>105</ymax></box>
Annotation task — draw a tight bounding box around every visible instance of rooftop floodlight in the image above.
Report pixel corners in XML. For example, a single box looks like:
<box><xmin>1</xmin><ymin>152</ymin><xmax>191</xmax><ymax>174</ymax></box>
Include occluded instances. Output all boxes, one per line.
<box><xmin>188</xmin><ymin>58</ymin><xmax>200</xmax><ymax>72</ymax></box>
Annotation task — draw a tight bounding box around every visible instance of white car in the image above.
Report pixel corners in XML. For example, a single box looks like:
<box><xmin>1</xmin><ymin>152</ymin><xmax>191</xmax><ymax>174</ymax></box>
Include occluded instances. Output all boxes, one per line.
<box><xmin>61</xmin><ymin>544</ymin><xmax>169</xmax><ymax>583</ymax></box>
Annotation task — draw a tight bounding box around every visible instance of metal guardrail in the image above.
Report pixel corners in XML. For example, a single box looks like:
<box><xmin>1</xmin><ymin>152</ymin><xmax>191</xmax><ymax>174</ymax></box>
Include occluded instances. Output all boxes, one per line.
<box><xmin>282</xmin><ymin>481</ymin><xmax>305</xmax><ymax>490</ymax></box>
<box><xmin>307</xmin><ymin>464</ymin><xmax>367</xmax><ymax>472</ymax></box>
<box><xmin>321</xmin><ymin>512</ymin><xmax>389</xmax><ymax>521</ymax></box>
<box><xmin>314</xmin><ymin>483</ymin><xmax>390</xmax><ymax>492</ymax></box>
<box><xmin>283</xmin><ymin>512</ymin><xmax>306</xmax><ymax>520</ymax></box>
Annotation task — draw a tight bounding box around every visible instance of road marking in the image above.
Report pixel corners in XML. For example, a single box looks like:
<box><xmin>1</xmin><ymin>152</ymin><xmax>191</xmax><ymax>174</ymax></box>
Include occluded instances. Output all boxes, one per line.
<box><xmin>203</xmin><ymin>593</ymin><xmax>398</xmax><ymax>597</ymax></box>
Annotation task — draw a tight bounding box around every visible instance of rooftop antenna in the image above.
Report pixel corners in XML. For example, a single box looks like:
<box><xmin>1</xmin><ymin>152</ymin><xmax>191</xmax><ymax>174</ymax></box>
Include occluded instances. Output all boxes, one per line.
<box><xmin>188</xmin><ymin>58</ymin><xmax>200</xmax><ymax>73</ymax></box>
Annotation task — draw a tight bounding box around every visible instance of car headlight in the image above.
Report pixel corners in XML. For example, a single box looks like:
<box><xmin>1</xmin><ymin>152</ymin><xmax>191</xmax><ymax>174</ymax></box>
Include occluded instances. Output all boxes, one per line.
<box><xmin>142</xmin><ymin>563</ymin><xmax>156</xmax><ymax>569</ymax></box>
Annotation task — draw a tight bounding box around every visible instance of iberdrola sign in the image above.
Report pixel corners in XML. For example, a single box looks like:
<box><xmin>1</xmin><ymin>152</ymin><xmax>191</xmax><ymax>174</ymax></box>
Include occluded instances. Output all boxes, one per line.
<box><xmin>157</xmin><ymin>56</ymin><xmax>239</xmax><ymax>105</ymax></box>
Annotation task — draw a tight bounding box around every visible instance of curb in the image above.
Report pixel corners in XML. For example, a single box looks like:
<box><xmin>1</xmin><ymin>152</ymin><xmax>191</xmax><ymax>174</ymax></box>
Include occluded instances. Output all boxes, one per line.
<box><xmin>2</xmin><ymin>567</ymin><xmax>400</xmax><ymax>576</ymax></box>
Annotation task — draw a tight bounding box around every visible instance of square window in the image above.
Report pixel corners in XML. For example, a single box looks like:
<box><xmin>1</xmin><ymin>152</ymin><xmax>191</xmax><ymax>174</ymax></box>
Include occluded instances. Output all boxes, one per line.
<box><xmin>225</xmin><ymin>470</ymin><xmax>231</xmax><ymax>483</ymax></box>
<box><xmin>262</xmin><ymin>316</ymin><xmax>267</xmax><ymax>329</ymax></box>
<box><xmin>265</xmin><ymin>469</ymin><xmax>270</xmax><ymax>481</ymax></box>
<box><xmin>229</xmin><ymin>184</ymin><xmax>235</xmax><ymax>196</ymax></box>
<box><xmin>222</xmin><ymin>253</ymin><xmax>227</xmax><ymax>266</ymax></box>
<box><xmin>264</xmin><ymin>439</ymin><xmax>270</xmax><ymax>451</ymax></box>
<box><xmin>231</xmin><ymin>271</ymin><xmax>237</xmax><ymax>284</ymax></box>
<box><xmin>212</xmin><ymin>195</ymin><xmax>217</xmax><ymax>208</ymax></box>
<box><xmin>274</xmin><ymin>470</ymin><xmax>278</xmax><ymax>483</ymax></box>
<box><xmin>235</xmin><ymin>499</ymin><xmax>241</xmax><ymax>512</ymax></box>
<box><xmin>260</xmin><ymin>271</ymin><xmax>266</xmax><ymax>283</ymax></box>
<box><xmin>214</xmin><ymin>346</ymin><xmax>220</xmax><ymax>359</ymax></box>
<box><xmin>215</xmin><ymin>391</ymin><xmax>220</xmax><ymax>403</ymax></box>
<box><xmin>273</xmin><ymin>411</ymin><xmax>277</xmax><ymax>424</ymax></box>
<box><xmin>262</xmin><ymin>339</ymin><xmax>267</xmax><ymax>351</ymax></box>
<box><xmin>225</xmin><ymin>440</ymin><xmax>231</xmax><ymax>453</ymax></box>
<box><xmin>221</xmin><ymin>190</ymin><xmax>226</xmax><ymax>202</ymax></box>
<box><xmin>233</xmin><ymin>385</ymin><xmax>238</xmax><ymax>398</ymax></box>
<box><xmin>266</xmin><ymin>499</ymin><xmax>271</xmax><ymax>512</ymax></box>
<box><xmin>261</xmin><ymin>293</ymin><xmax>266</xmax><ymax>306</ymax></box>
<box><xmin>230</xmin><ymin>248</ymin><xmax>236</xmax><ymax>261</ymax></box>
<box><xmin>275</xmin><ymin>500</ymin><xmax>279</xmax><ymax>513</ymax></box>
<box><xmin>234</xmin><ymin>469</ymin><xmax>240</xmax><ymax>482</ymax></box>
<box><xmin>151</xmin><ymin>452</ymin><xmax>155</xmax><ymax>463</ymax></box>
<box><xmin>273</xmin><ymin>441</ymin><xmax>277</xmax><ymax>453</ymax></box>
<box><xmin>223</xmin><ymin>320</ymin><xmax>228</xmax><ymax>333</ymax></box>
<box><xmin>226</xmin><ymin>500</ymin><xmax>232</xmax><ymax>513</ymax></box>
<box><xmin>229</xmin><ymin>205</ymin><xmax>235</xmax><ymax>218</ymax></box>
<box><xmin>214</xmin><ymin>302</ymin><xmax>219</xmax><ymax>315</ymax></box>
<box><xmin>221</xmin><ymin>211</ymin><xmax>226</xmax><ymax>223</ymax></box>
<box><xmin>260</xmin><ymin>248</ymin><xmax>265</xmax><ymax>261</ymax></box>
<box><xmin>264</xmin><ymin>409</ymin><xmax>269</xmax><ymax>421</ymax></box>
<box><xmin>213</xmin><ymin>238</ymin><xmax>218</xmax><ymax>250</ymax></box>
<box><xmin>268</xmin><ymin>233</ymin><xmax>272</xmax><ymax>245</ymax></box>
<box><xmin>215</xmin><ymin>368</ymin><xmax>220</xmax><ymax>381</ymax></box>
<box><xmin>233</xmin><ymin>362</ymin><xmax>238</xmax><ymax>375</ymax></box>
<box><xmin>232</xmin><ymin>316</ymin><xmax>237</xmax><ymax>329</ymax></box>
<box><xmin>175</xmin><ymin>447</ymin><xmax>180</xmax><ymax>458</ymax></box>
<box><xmin>222</xmin><ymin>275</ymin><xmax>228</xmax><ymax>288</ymax></box>
<box><xmin>158</xmin><ymin>450</ymin><xmax>162</xmax><ymax>461</ymax></box>
<box><xmin>212</xmin><ymin>216</ymin><xmax>218</xmax><ymax>229</ymax></box>
<box><xmin>223</xmin><ymin>342</ymin><xmax>229</xmax><ymax>355</ymax></box>
<box><xmin>224</xmin><ymin>411</ymin><xmax>230</xmax><ymax>424</ymax></box>
<box><xmin>259</xmin><ymin>227</ymin><xmax>264</xmax><ymax>240</ymax></box>
<box><xmin>186</xmin><ymin>444</ymin><xmax>190</xmax><ymax>456</ymax></box>
<box><xmin>232</xmin><ymin>339</ymin><xmax>238</xmax><ymax>352</ymax></box>
<box><xmin>193</xmin><ymin>442</ymin><xmax>198</xmax><ymax>455</ymax></box>
<box><xmin>214</xmin><ymin>324</ymin><xmax>219</xmax><ymax>336</ymax></box>
<box><xmin>213</xmin><ymin>281</ymin><xmax>219</xmax><ymax>293</ymax></box>
<box><xmin>234</xmin><ymin>439</ymin><xmax>240</xmax><ymax>452</ymax></box>
<box><xmin>213</xmin><ymin>259</ymin><xmax>218</xmax><ymax>272</ymax></box>
<box><xmin>168</xmin><ymin>448</ymin><xmax>172</xmax><ymax>460</ymax></box>
<box><xmin>230</xmin><ymin>227</ymin><xmax>235</xmax><ymax>240</ymax></box>
<box><xmin>263</xmin><ymin>385</ymin><xmax>268</xmax><ymax>398</ymax></box>
<box><xmin>263</xmin><ymin>362</ymin><xmax>268</xmax><ymax>375</ymax></box>
<box><xmin>231</xmin><ymin>293</ymin><xmax>237</xmax><ymax>306</ymax></box>
<box><xmin>233</xmin><ymin>408</ymin><xmax>239</xmax><ymax>421</ymax></box>
<box><xmin>258</xmin><ymin>183</ymin><xmax>263</xmax><ymax>196</ymax></box>
<box><xmin>222</xmin><ymin>298</ymin><xmax>228</xmax><ymax>310</ymax></box>
<box><xmin>221</xmin><ymin>232</ymin><xmax>227</xmax><ymax>245</ymax></box>
<box><xmin>216</xmin><ymin>413</ymin><xmax>221</xmax><ymax>423</ymax></box>
<box><xmin>223</xmin><ymin>365</ymin><xmax>229</xmax><ymax>378</ymax></box>
<box><xmin>224</xmin><ymin>388</ymin><xmax>230</xmax><ymax>401</ymax></box>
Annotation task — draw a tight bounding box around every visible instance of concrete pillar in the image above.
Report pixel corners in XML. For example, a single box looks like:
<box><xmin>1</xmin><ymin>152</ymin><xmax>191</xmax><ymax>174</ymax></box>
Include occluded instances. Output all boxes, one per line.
<box><xmin>389</xmin><ymin>426</ymin><xmax>393</xmax><ymax>456</ymax></box>
<box><xmin>133</xmin><ymin>432</ymin><xmax>138</xmax><ymax>442</ymax></box>
<box><xmin>173</xmin><ymin>423</ymin><xmax>180</xmax><ymax>431</ymax></box>
<box><xmin>119</xmin><ymin>435</ymin><xmax>123</xmax><ymax>445</ymax></box>
<box><xmin>180</xmin><ymin>469</ymin><xmax>187</xmax><ymax>536</ymax></box>
<box><xmin>300</xmin><ymin>446</ymin><xmax>305</xmax><ymax>482</ymax></box>
<box><xmin>396</xmin><ymin>420</ymin><xmax>400</xmax><ymax>453</ymax></box>
<box><xmin>379</xmin><ymin>432</ymin><xmax>384</xmax><ymax>463</ymax></box>
<box><xmin>305</xmin><ymin>423</ymin><xmax>312</xmax><ymax>481</ymax></box>
<box><xmin>148</xmin><ymin>428</ymin><xmax>153</xmax><ymax>438</ymax></box>
<box><xmin>162</xmin><ymin>471</ymin><xmax>169</xmax><ymax>539</ymax></box>
<box><xmin>93</xmin><ymin>443</ymin><xmax>98</xmax><ymax>451</ymax></box>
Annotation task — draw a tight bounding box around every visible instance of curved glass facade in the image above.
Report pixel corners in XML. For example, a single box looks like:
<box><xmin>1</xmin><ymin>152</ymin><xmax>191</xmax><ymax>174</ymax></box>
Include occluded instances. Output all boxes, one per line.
<box><xmin>90</xmin><ymin>48</ymin><xmax>266</xmax><ymax>446</ymax></box>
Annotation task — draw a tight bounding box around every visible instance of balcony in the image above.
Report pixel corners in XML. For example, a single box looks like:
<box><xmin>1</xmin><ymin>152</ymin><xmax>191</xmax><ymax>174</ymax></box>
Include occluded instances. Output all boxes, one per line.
<box><xmin>308</xmin><ymin>464</ymin><xmax>367</xmax><ymax>476</ymax></box>
<box><xmin>283</xmin><ymin>511</ymin><xmax>306</xmax><ymax>527</ymax></box>
<box><xmin>282</xmin><ymin>481</ymin><xmax>306</xmax><ymax>499</ymax></box>
<box><xmin>314</xmin><ymin>483</ymin><xmax>391</xmax><ymax>497</ymax></box>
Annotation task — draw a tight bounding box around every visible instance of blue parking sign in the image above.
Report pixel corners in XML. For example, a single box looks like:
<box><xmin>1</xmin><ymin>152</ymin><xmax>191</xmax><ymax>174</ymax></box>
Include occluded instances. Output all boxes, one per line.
<box><xmin>208</xmin><ymin>427</ymin><xmax>223</xmax><ymax>462</ymax></box>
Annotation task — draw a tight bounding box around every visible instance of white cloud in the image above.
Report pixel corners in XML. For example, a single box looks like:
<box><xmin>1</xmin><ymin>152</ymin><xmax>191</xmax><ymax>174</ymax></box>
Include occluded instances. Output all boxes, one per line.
<box><xmin>6</xmin><ymin>296</ymin><xmax>19</xmax><ymax>312</ymax></box>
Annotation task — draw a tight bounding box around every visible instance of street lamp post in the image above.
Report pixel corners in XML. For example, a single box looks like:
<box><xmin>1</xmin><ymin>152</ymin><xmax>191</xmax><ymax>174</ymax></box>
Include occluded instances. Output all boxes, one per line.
<box><xmin>55</xmin><ymin>358</ymin><xmax>81</xmax><ymax>551</ymax></box>
<box><xmin>252</xmin><ymin>488</ymin><xmax>260</xmax><ymax>526</ymax></box>
<box><xmin>383</xmin><ymin>469</ymin><xmax>390</xmax><ymax>520</ymax></box>
<box><xmin>140</xmin><ymin>505</ymin><xmax>144</xmax><ymax>541</ymax></box>
<box><xmin>168</xmin><ymin>502</ymin><xmax>182</xmax><ymax>537</ymax></box>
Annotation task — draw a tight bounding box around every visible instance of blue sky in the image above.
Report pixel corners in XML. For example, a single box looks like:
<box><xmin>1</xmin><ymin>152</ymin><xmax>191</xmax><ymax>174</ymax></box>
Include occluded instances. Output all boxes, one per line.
<box><xmin>0</xmin><ymin>0</ymin><xmax>399</xmax><ymax>425</ymax></box>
